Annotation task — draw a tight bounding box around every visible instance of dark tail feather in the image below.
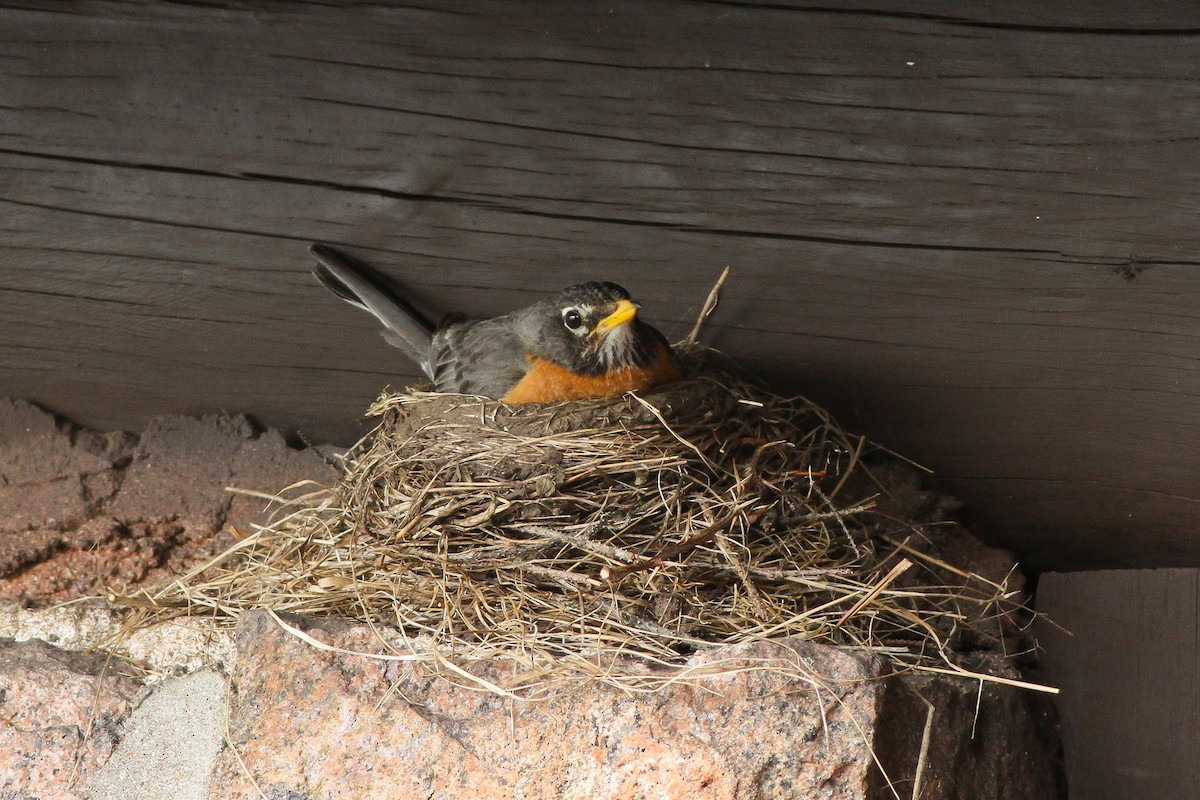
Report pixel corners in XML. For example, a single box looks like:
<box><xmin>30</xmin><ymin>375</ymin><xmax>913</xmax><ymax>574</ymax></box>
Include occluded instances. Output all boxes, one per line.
<box><xmin>309</xmin><ymin>244</ymin><xmax>435</xmax><ymax>378</ymax></box>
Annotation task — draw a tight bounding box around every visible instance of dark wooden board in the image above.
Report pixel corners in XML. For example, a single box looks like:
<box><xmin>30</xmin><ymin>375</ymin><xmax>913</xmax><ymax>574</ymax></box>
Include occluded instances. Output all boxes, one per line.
<box><xmin>2</xmin><ymin>1</ymin><xmax>1200</xmax><ymax>569</ymax></box>
<box><xmin>1034</xmin><ymin>569</ymin><xmax>1200</xmax><ymax>799</ymax></box>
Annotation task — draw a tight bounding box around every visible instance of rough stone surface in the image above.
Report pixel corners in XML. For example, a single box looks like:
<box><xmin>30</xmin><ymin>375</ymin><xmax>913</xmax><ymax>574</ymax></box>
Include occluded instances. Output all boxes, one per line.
<box><xmin>89</xmin><ymin>669</ymin><xmax>228</xmax><ymax>800</ymax></box>
<box><xmin>0</xmin><ymin>607</ymin><xmax>1063</xmax><ymax>800</ymax></box>
<box><xmin>0</xmin><ymin>399</ymin><xmax>337</xmax><ymax>602</ymax></box>
<box><xmin>0</xmin><ymin>638</ymin><xmax>142</xmax><ymax>800</ymax></box>
<box><xmin>0</xmin><ymin>398</ymin><xmax>122</xmax><ymax>536</ymax></box>
<box><xmin>0</xmin><ymin>601</ymin><xmax>234</xmax><ymax>677</ymax></box>
<box><xmin>209</xmin><ymin>611</ymin><xmax>1061</xmax><ymax>800</ymax></box>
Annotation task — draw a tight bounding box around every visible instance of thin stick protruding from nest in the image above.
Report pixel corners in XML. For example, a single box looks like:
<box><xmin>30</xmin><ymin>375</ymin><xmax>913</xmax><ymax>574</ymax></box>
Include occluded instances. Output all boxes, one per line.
<box><xmin>686</xmin><ymin>265</ymin><xmax>731</xmax><ymax>343</ymax></box>
<box><xmin>911</xmin><ymin>697</ymin><xmax>936</xmax><ymax>800</ymax></box>
<box><xmin>833</xmin><ymin>558</ymin><xmax>913</xmax><ymax>629</ymax></box>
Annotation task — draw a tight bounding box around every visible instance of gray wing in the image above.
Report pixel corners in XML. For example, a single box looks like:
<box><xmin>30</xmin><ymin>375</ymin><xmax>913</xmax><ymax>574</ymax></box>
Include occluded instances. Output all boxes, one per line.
<box><xmin>310</xmin><ymin>244</ymin><xmax>435</xmax><ymax>379</ymax></box>
<box><xmin>431</xmin><ymin>318</ymin><xmax>530</xmax><ymax>398</ymax></box>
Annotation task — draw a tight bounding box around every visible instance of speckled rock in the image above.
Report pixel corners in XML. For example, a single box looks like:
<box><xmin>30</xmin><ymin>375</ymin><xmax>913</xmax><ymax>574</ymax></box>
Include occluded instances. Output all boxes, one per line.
<box><xmin>0</xmin><ymin>638</ymin><xmax>142</xmax><ymax>799</ymax></box>
<box><xmin>210</xmin><ymin>611</ymin><xmax>1061</xmax><ymax>800</ymax></box>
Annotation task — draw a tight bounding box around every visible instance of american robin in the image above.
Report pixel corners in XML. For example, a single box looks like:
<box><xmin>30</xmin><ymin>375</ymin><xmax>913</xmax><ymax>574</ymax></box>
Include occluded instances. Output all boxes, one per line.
<box><xmin>310</xmin><ymin>244</ymin><xmax>683</xmax><ymax>402</ymax></box>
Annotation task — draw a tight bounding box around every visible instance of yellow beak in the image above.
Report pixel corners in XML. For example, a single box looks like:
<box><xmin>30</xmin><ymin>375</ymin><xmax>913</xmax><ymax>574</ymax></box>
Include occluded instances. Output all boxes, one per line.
<box><xmin>592</xmin><ymin>298</ymin><xmax>640</xmax><ymax>334</ymax></box>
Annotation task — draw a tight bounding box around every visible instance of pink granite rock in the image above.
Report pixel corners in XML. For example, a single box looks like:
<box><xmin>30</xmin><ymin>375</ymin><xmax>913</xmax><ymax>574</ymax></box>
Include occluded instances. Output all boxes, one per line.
<box><xmin>210</xmin><ymin>611</ymin><xmax>1060</xmax><ymax>800</ymax></box>
<box><xmin>0</xmin><ymin>638</ymin><xmax>142</xmax><ymax>799</ymax></box>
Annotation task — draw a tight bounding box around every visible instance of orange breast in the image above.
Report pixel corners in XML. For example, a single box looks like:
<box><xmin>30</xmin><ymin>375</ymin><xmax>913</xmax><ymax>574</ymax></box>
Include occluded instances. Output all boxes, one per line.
<box><xmin>502</xmin><ymin>346</ymin><xmax>682</xmax><ymax>403</ymax></box>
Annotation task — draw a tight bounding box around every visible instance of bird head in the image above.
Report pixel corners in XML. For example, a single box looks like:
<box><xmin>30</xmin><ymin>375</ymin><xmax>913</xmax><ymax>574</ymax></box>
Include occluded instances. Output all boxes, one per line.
<box><xmin>522</xmin><ymin>281</ymin><xmax>660</xmax><ymax>376</ymax></box>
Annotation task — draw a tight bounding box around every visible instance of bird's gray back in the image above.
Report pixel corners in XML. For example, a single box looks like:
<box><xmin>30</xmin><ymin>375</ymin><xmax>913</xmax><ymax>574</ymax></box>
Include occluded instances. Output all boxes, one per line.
<box><xmin>430</xmin><ymin>317</ymin><xmax>530</xmax><ymax>397</ymax></box>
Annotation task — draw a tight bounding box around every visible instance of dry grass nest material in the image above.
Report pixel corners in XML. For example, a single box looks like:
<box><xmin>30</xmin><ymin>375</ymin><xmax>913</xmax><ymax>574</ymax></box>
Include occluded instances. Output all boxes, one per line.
<box><xmin>116</xmin><ymin>347</ymin><xmax>1031</xmax><ymax>695</ymax></box>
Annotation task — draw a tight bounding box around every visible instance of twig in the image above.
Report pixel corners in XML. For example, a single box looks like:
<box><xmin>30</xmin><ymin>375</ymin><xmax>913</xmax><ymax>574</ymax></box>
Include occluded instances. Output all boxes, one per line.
<box><xmin>686</xmin><ymin>265</ymin><xmax>731</xmax><ymax>343</ymax></box>
<box><xmin>833</xmin><ymin>558</ymin><xmax>913</xmax><ymax>629</ymax></box>
<box><xmin>515</xmin><ymin>524</ymin><xmax>639</xmax><ymax>563</ymax></box>
<box><xmin>912</xmin><ymin>664</ymin><xmax>1059</xmax><ymax>694</ymax></box>
<box><xmin>911</xmin><ymin>697</ymin><xmax>936</xmax><ymax>800</ymax></box>
<box><xmin>601</xmin><ymin>508</ymin><xmax>764</xmax><ymax>582</ymax></box>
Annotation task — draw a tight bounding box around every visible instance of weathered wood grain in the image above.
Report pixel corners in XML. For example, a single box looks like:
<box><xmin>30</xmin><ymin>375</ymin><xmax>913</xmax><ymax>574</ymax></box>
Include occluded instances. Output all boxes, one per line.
<box><xmin>1035</xmin><ymin>569</ymin><xmax>1200</xmax><ymax>799</ymax></box>
<box><xmin>2</xmin><ymin>1</ymin><xmax>1199</xmax><ymax>569</ymax></box>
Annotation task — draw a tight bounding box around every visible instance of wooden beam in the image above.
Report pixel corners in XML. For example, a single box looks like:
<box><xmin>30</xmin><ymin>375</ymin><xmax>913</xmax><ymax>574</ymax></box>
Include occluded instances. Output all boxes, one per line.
<box><xmin>1035</xmin><ymin>570</ymin><xmax>1200</xmax><ymax>799</ymax></box>
<box><xmin>2</xmin><ymin>2</ymin><xmax>1199</xmax><ymax>569</ymax></box>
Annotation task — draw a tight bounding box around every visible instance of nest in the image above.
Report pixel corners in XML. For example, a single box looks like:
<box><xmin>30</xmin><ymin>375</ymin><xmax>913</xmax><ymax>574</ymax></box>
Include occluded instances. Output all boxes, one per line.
<box><xmin>115</xmin><ymin>349</ymin><xmax>1029</xmax><ymax>695</ymax></box>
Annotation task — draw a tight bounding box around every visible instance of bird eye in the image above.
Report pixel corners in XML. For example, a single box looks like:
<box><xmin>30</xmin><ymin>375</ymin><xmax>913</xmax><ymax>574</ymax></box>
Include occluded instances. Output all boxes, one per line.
<box><xmin>562</xmin><ymin>308</ymin><xmax>583</xmax><ymax>330</ymax></box>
